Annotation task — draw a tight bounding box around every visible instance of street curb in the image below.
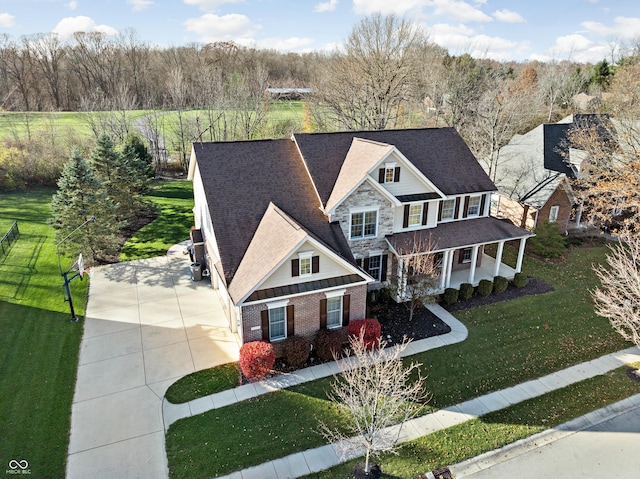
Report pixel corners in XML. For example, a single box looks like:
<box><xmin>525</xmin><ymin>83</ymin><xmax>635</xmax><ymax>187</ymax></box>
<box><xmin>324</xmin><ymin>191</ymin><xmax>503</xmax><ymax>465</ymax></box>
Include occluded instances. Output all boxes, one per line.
<box><xmin>449</xmin><ymin>393</ymin><xmax>640</xmax><ymax>478</ymax></box>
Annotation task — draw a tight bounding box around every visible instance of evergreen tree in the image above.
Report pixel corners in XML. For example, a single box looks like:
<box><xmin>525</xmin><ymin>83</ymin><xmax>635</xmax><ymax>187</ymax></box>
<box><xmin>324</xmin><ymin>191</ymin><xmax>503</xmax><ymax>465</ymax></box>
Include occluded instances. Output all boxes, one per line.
<box><xmin>123</xmin><ymin>133</ymin><xmax>154</xmax><ymax>178</ymax></box>
<box><xmin>50</xmin><ymin>150</ymin><xmax>121</xmax><ymax>263</ymax></box>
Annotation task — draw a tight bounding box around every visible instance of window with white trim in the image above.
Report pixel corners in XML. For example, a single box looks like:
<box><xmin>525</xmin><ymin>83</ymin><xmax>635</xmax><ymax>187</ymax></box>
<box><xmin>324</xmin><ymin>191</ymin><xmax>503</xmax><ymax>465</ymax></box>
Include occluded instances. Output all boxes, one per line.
<box><xmin>350</xmin><ymin>210</ymin><xmax>377</xmax><ymax>239</ymax></box>
<box><xmin>408</xmin><ymin>203</ymin><xmax>422</xmax><ymax>227</ymax></box>
<box><xmin>269</xmin><ymin>307</ymin><xmax>286</xmax><ymax>341</ymax></box>
<box><xmin>367</xmin><ymin>254</ymin><xmax>382</xmax><ymax>281</ymax></box>
<box><xmin>385</xmin><ymin>167</ymin><xmax>395</xmax><ymax>183</ymax></box>
<box><xmin>441</xmin><ymin>199</ymin><xmax>455</xmax><ymax>220</ymax></box>
<box><xmin>467</xmin><ymin>196</ymin><xmax>481</xmax><ymax>217</ymax></box>
<box><xmin>298</xmin><ymin>251</ymin><xmax>313</xmax><ymax>276</ymax></box>
<box><xmin>549</xmin><ymin>205</ymin><xmax>559</xmax><ymax>223</ymax></box>
<box><xmin>462</xmin><ymin>248</ymin><xmax>472</xmax><ymax>263</ymax></box>
<box><xmin>326</xmin><ymin>296</ymin><xmax>342</xmax><ymax>328</ymax></box>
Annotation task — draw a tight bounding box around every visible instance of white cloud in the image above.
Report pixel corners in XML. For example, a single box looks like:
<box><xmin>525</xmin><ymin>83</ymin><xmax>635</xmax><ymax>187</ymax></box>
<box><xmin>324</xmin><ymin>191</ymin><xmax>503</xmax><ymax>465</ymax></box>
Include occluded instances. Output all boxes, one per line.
<box><xmin>429</xmin><ymin>22</ymin><xmax>529</xmax><ymax>61</ymax></box>
<box><xmin>493</xmin><ymin>9</ymin><xmax>524</xmax><ymax>23</ymax></box>
<box><xmin>432</xmin><ymin>0</ymin><xmax>492</xmax><ymax>23</ymax></box>
<box><xmin>0</xmin><ymin>12</ymin><xmax>15</xmax><ymax>28</ymax></box>
<box><xmin>582</xmin><ymin>16</ymin><xmax>640</xmax><ymax>39</ymax></box>
<box><xmin>183</xmin><ymin>13</ymin><xmax>259</xmax><ymax>43</ymax></box>
<box><xmin>255</xmin><ymin>36</ymin><xmax>315</xmax><ymax>51</ymax></box>
<box><xmin>127</xmin><ymin>0</ymin><xmax>154</xmax><ymax>12</ymax></box>
<box><xmin>52</xmin><ymin>16</ymin><xmax>118</xmax><ymax>40</ymax></box>
<box><xmin>314</xmin><ymin>0</ymin><xmax>338</xmax><ymax>13</ymax></box>
<box><xmin>67</xmin><ymin>1</ymin><xmax>78</xmax><ymax>10</ymax></box>
<box><xmin>183</xmin><ymin>0</ymin><xmax>243</xmax><ymax>12</ymax></box>
<box><xmin>352</xmin><ymin>0</ymin><xmax>430</xmax><ymax>15</ymax></box>
<box><xmin>544</xmin><ymin>33</ymin><xmax>610</xmax><ymax>63</ymax></box>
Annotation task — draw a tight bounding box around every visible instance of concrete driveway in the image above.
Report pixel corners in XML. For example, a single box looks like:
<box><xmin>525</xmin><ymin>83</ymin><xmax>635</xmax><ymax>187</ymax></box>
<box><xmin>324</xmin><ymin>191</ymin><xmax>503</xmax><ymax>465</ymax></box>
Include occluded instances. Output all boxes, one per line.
<box><xmin>66</xmin><ymin>245</ymin><xmax>241</xmax><ymax>479</ymax></box>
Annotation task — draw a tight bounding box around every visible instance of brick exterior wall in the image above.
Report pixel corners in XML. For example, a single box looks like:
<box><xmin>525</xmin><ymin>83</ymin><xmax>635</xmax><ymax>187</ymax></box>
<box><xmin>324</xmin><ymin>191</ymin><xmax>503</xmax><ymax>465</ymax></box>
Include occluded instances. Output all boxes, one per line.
<box><xmin>240</xmin><ymin>284</ymin><xmax>368</xmax><ymax>354</ymax></box>
<box><xmin>538</xmin><ymin>183</ymin><xmax>573</xmax><ymax>233</ymax></box>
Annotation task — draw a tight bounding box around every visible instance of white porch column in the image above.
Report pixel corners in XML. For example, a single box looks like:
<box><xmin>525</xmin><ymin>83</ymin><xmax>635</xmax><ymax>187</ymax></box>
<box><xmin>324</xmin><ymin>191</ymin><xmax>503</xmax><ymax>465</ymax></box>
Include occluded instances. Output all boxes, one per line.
<box><xmin>468</xmin><ymin>245</ymin><xmax>479</xmax><ymax>284</ymax></box>
<box><xmin>493</xmin><ymin>241</ymin><xmax>505</xmax><ymax>277</ymax></box>
<box><xmin>444</xmin><ymin>249</ymin><xmax>454</xmax><ymax>288</ymax></box>
<box><xmin>516</xmin><ymin>237</ymin><xmax>527</xmax><ymax>273</ymax></box>
<box><xmin>440</xmin><ymin>250</ymin><xmax>450</xmax><ymax>290</ymax></box>
<box><xmin>575</xmin><ymin>203</ymin><xmax>583</xmax><ymax>228</ymax></box>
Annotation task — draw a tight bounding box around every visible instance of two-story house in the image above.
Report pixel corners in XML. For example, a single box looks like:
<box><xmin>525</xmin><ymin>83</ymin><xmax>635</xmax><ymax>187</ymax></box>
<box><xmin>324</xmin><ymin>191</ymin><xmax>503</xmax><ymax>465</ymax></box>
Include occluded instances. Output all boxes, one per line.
<box><xmin>188</xmin><ymin>128</ymin><xmax>533</xmax><ymax>345</ymax></box>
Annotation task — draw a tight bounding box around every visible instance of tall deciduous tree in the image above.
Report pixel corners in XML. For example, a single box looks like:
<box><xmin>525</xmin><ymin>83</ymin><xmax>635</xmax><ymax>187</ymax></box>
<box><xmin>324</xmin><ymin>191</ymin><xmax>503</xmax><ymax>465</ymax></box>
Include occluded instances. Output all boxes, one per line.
<box><xmin>592</xmin><ymin>230</ymin><xmax>640</xmax><ymax>348</ymax></box>
<box><xmin>319</xmin><ymin>332</ymin><xmax>428</xmax><ymax>476</ymax></box>
<box><xmin>312</xmin><ymin>13</ymin><xmax>428</xmax><ymax>131</ymax></box>
<box><xmin>50</xmin><ymin>150</ymin><xmax>121</xmax><ymax>263</ymax></box>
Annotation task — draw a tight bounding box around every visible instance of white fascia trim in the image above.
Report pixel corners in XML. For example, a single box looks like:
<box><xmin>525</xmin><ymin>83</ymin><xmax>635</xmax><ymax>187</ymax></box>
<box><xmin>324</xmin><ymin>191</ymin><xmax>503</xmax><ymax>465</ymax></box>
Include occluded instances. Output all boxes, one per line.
<box><xmin>325</xmin><ymin>288</ymin><xmax>347</xmax><ymax>299</ymax></box>
<box><xmin>372</xmin><ymin>148</ymin><xmax>446</xmax><ymax>199</ymax></box>
<box><xmin>291</xmin><ymin>135</ymin><xmax>325</xmax><ymax>210</ymax></box>
<box><xmin>239</xmin><ymin>280</ymin><xmax>371</xmax><ymax>307</ymax></box>
<box><xmin>187</xmin><ymin>146</ymin><xmax>198</xmax><ymax>180</ymax></box>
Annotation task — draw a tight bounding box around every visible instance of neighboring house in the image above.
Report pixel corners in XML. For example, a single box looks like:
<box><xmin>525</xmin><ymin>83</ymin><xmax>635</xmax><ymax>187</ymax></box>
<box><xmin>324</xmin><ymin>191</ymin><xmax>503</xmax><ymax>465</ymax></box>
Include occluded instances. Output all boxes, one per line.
<box><xmin>491</xmin><ymin>117</ymin><xmax>578</xmax><ymax>232</ymax></box>
<box><xmin>188</xmin><ymin>128</ymin><xmax>533</xmax><ymax>345</ymax></box>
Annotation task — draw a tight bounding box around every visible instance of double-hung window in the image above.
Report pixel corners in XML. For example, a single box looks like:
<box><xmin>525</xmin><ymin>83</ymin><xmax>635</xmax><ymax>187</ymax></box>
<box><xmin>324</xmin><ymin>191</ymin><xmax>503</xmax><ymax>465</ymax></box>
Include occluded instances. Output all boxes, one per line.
<box><xmin>440</xmin><ymin>199</ymin><xmax>455</xmax><ymax>221</ymax></box>
<box><xmin>467</xmin><ymin>196</ymin><xmax>481</xmax><ymax>217</ymax></box>
<box><xmin>351</xmin><ymin>210</ymin><xmax>377</xmax><ymax>239</ymax></box>
<box><xmin>269</xmin><ymin>306</ymin><xmax>286</xmax><ymax>341</ymax></box>
<box><xmin>385</xmin><ymin>167</ymin><xmax>395</xmax><ymax>183</ymax></box>
<box><xmin>408</xmin><ymin>204</ymin><xmax>422</xmax><ymax>227</ymax></box>
<box><xmin>549</xmin><ymin>205</ymin><xmax>559</xmax><ymax>223</ymax></box>
<box><xmin>367</xmin><ymin>254</ymin><xmax>382</xmax><ymax>281</ymax></box>
<box><xmin>326</xmin><ymin>296</ymin><xmax>342</xmax><ymax>328</ymax></box>
<box><xmin>462</xmin><ymin>248</ymin><xmax>472</xmax><ymax>263</ymax></box>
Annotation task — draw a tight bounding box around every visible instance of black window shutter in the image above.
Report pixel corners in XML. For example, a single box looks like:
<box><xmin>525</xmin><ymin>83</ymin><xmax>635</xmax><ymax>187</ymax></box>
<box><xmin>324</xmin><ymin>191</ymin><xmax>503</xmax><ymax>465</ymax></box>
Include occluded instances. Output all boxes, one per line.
<box><xmin>363</xmin><ymin>257</ymin><xmax>370</xmax><ymax>272</ymax></box>
<box><xmin>454</xmin><ymin>197</ymin><xmax>461</xmax><ymax>219</ymax></box>
<box><xmin>291</xmin><ymin>259</ymin><xmax>299</xmax><ymax>277</ymax></box>
<box><xmin>463</xmin><ymin>196</ymin><xmax>470</xmax><ymax>218</ymax></box>
<box><xmin>438</xmin><ymin>201</ymin><xmax>443</xmax><ymax>221</ymax></box>
<box><xmin>458</xmin><ymin>250</ymin><xmax>464</xmax><ymax>264</ymax></box>
<box><xmin>403</xmin><ymin>205</ymin><xmax>410</xmax><ymax>228</ymax></box>
<box><xmin>312</xmin><ymin>255</ymin><xmax>319</xmax><ymax>274</ymax></box>
<box><xmin>381</xmin><ymin>254</ymin><xmax>388</xmax><ymax>281</ymax></box>
<box><xmin>480</xmin><ymin>194</ymin><xmax>487</xmax><ymax>216</ymax></box>
<box><xmin>319</xmin><ymin>299</ymin><xmax>327</xmax><ymax>329</ymax></box>
<box><xmin>394</xmin><ymin>167</ymin><xmax>401</xmax><ymax>182</ymax></box>
<box><xmin>378</xmin><ymin>168</ymin><xmax>385</xmax><ymax>183</ymax></box>
<box><xmin>422</xmin><ymin>202</ymin><xmax>429</xmax><ymax>225</ymax></box>
<box><xmin>261</xmin><ymin>310</ymin><xmax>269</xmax><ymax>341</ymax></box>
<box><xmin>286</xmin><ymin>305</ymin><xmax>295</xmax><ymax>337</ymax></box>
<box><xmin>356</xmin><ymin>258</ymin><xmax>362</xmax><ymax>267</ymax></box>
<box><xmin>342</xmin><ymin>294</ymin><xmax>350</xmax><ymax>326</ymax></box>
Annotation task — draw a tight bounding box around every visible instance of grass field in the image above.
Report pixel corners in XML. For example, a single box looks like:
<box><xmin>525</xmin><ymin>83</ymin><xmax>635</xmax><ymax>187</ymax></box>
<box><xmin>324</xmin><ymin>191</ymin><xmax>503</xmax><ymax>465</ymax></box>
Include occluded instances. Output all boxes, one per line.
<box><xmin>165</xmin><ymin>243</ymin><xmax>630</xmax><ymax>478</ymax></box>
<box><xmin>0</xmin><ymin>188</ymin><xmax>88</xmax><ymax>479</ymax></box>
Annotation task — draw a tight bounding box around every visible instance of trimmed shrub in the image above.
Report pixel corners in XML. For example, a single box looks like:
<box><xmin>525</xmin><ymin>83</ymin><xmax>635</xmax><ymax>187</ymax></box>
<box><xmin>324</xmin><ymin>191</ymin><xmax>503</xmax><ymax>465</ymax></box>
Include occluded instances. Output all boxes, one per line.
<box><xmin>239</xmin><ymin>341</ymin><xmax>275</xmax><ymax>379</ymax></box>
<box><xmin>459</xmin><ymin>283</ymin><xmax>474</xmax><ymax>301</ymax></box>
<box><xmin>478</xmin><ymin>279</ymin><xmax>494</xmax><ymax>297</ymax></box>
<box><xmin>282</xmin><ymin>336</ymin><xmax>311</xmax><ymax>369</ymax></box>
<box><xmin>494</xmin><ymin>275</ymin><xmax>508</xmax><ymax>294</ymax></box>
<box><xmin>348</xmin><ymin>318</ymin><xmax>382</xmax><ymax>349</ymax></box>
<box><xmin>528</xmin><ymin>220</ymin><xmax>567</xmax><ymax>258</ymax></box>
<box><xmin>443</xmin><ymin>287</ymin><xmax>459</xmax><ymax>305</ymax></box>
<box><xmin>513</xmin><ymin>272</ymin><xmax>528</xmax><ymax>289</ymax></box>
<box><xmin>314</xmin><ymin>328</ymin><xmax>344</xmax><ymax>362</ymax></box>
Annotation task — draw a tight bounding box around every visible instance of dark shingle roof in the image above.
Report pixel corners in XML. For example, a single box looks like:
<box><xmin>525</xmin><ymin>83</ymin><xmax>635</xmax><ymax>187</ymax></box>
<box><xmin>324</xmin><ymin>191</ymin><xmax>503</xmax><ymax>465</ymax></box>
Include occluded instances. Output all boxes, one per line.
<box><xmin>193</xmin><ymin>139</ymin><xmax>354</xmax><ymax>286</ymax></box>
<box><xmin>245</xmin><ymin>274</ymin><xmax>365</xmax><ymax>302</ymax></box>
<box><xmin>294</xmin><ymin>128</ymin><xmax>495</xmax><ymax>205</ymax></box>
<box><xmin>387</xmin><ymin>217</ymin><xmax>533</xmax><ymax>255</ymax></box>
<box><xmin>543</xmin><ymin>123</ymin><xmax>574</xmax><ymax>176</ymax></box>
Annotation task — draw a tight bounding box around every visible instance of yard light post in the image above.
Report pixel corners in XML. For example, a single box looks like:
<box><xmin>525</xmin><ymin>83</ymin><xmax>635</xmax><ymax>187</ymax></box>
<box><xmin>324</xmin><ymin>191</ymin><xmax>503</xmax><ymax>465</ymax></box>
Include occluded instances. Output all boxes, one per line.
<box><xmin>55</xmin><ymin>216</ymin><xmax>96</xmax><ymax>322</ymax></box>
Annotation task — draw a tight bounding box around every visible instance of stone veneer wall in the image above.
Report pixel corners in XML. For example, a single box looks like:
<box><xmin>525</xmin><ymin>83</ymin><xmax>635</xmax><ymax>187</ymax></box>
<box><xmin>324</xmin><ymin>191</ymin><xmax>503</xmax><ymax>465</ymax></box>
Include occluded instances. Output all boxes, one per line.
<box><xmin>240</xmin><ymin>284</ymin><xmax>367</xmax><ymax>353</ymax></box>
<box><xmin>333</xmin><ymin>182</ymin><xmax>394</xmax><ymax>259</ymax></box>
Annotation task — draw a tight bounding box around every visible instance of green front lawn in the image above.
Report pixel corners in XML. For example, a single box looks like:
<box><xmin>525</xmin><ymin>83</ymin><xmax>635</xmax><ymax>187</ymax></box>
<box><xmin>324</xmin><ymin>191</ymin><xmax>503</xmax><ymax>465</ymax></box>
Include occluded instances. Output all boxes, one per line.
<box><xmin>165</xmin><ymin>244</ymin><xmax>630</xmax><ymax>478</ymax></box>
<box><xmin>0</xmin><ymin>189</ymin><xmax>88</xmax><ymax>479</ymax></box>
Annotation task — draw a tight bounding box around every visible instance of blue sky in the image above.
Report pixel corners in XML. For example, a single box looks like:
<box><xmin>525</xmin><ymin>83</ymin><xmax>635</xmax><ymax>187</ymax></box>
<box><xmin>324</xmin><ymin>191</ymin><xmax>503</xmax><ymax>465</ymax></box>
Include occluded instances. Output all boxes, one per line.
<box><xmin>1</xmin><ymin>0</ymin><xmax>640</xmax><ymax>63</ymax></box>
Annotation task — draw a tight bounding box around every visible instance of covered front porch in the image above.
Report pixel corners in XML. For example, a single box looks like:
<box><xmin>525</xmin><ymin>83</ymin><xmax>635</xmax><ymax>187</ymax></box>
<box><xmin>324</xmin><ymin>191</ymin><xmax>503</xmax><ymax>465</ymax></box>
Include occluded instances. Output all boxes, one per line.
<box><xmin>445</xmin><ymin>253</ymin><xmax>517</xmax><ymax>292</ymax></box>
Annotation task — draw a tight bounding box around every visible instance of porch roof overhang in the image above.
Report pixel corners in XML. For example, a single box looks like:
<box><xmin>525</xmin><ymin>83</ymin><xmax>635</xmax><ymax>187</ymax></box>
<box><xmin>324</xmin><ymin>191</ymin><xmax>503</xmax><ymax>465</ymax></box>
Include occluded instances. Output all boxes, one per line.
<box><xmin>243</xmin><ymin>274</ymin><xmax>368</xmax><ymax>304</ymax></box>
<box><xmin>386</xmin><ymin>216</ymin><xmax>534</xmax><ymax>256</ymax></box>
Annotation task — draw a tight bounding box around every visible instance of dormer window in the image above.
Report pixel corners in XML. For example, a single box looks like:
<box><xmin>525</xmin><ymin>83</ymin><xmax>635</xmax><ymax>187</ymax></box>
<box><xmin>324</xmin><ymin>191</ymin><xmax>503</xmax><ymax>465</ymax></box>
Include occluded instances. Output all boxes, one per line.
<box><xmin>467</xmin><ymin>196</ymin><xmax>481</xmax><ymax>217</ymax></box>
<box><xmin>378</xmin><ymin>163</ymin><xmax>400</xmax><ymax>183</ymax></box>
<box><xmin>440</xmin><ymin>199</ymin><xmax>455</xmax><ymax>221</ymax></box>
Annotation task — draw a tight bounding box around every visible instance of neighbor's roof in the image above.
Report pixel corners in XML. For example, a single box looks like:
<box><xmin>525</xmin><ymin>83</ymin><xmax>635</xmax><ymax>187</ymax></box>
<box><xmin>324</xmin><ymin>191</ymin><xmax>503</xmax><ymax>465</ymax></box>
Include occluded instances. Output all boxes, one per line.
<box><xmin>192</xmin><ymin>138</ymin><xmax>354</xmax><ymax>288</ymax></box>
<box><xmin>387</xmin><ymin>216</ymin><xmax>534</xmax><ymax>255</ymax></box>
<box><xmin>294</xmin><ymin>127</ymin><xmax>496</xmax><ymax>206</ymax></box>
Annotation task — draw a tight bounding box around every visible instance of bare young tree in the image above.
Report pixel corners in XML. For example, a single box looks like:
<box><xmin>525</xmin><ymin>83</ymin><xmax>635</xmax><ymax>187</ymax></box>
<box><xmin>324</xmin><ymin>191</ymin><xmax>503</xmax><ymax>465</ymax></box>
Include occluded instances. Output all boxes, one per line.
<box><xmin>592</xmin><ymin>230</ymin><xmax>640</xmax><ymax>348</ymax></box>
<box><xmin>319</xmin><ymin>332</ymin><xmax>428</xmax><ymax>476</ymax></box>
<box><xmin>390</xmin><ymin>235</ymin><xmax>440</xmax><ymax>321</ymax></box>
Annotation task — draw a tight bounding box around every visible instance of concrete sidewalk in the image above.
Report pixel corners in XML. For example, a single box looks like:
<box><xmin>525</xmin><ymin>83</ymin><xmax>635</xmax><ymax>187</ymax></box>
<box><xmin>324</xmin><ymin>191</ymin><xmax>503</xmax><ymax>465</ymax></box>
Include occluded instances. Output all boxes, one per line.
<box><xmin>211</xmin><ymin>346</ymin><xmax>640</xmax><ymax>479</ymax></box>
<box><xmin>66</xmin><ymin>245</ymin><xmax>241</xmax><ymax>479</ymax></box>
<box><xmin>162</xmin><ymin>303</ymin><xmax>468</xmax><ymax>429</ymax></box>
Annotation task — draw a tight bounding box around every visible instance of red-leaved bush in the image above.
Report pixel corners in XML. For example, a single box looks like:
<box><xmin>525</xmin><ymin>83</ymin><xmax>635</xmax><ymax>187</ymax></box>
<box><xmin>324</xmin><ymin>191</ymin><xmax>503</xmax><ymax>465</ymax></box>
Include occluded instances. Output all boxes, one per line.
<box><xmin>282</xmin><ymin>335</ymin><xmax>311</xmax><ymax>369</ymax></box>
<box><xmin>348</xmin><ymin>318</ymin><xmax>381</xmax><ymax>349</ymax></box>
<box><xmin>239</xmin><ymin>340</ymin><xmax>275</xmax><ymax>379</ymax></box>
<box><xmin>314</xmin><ymin>328</ymin><xmax>344</xmax><ymax>362</ymax></box>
